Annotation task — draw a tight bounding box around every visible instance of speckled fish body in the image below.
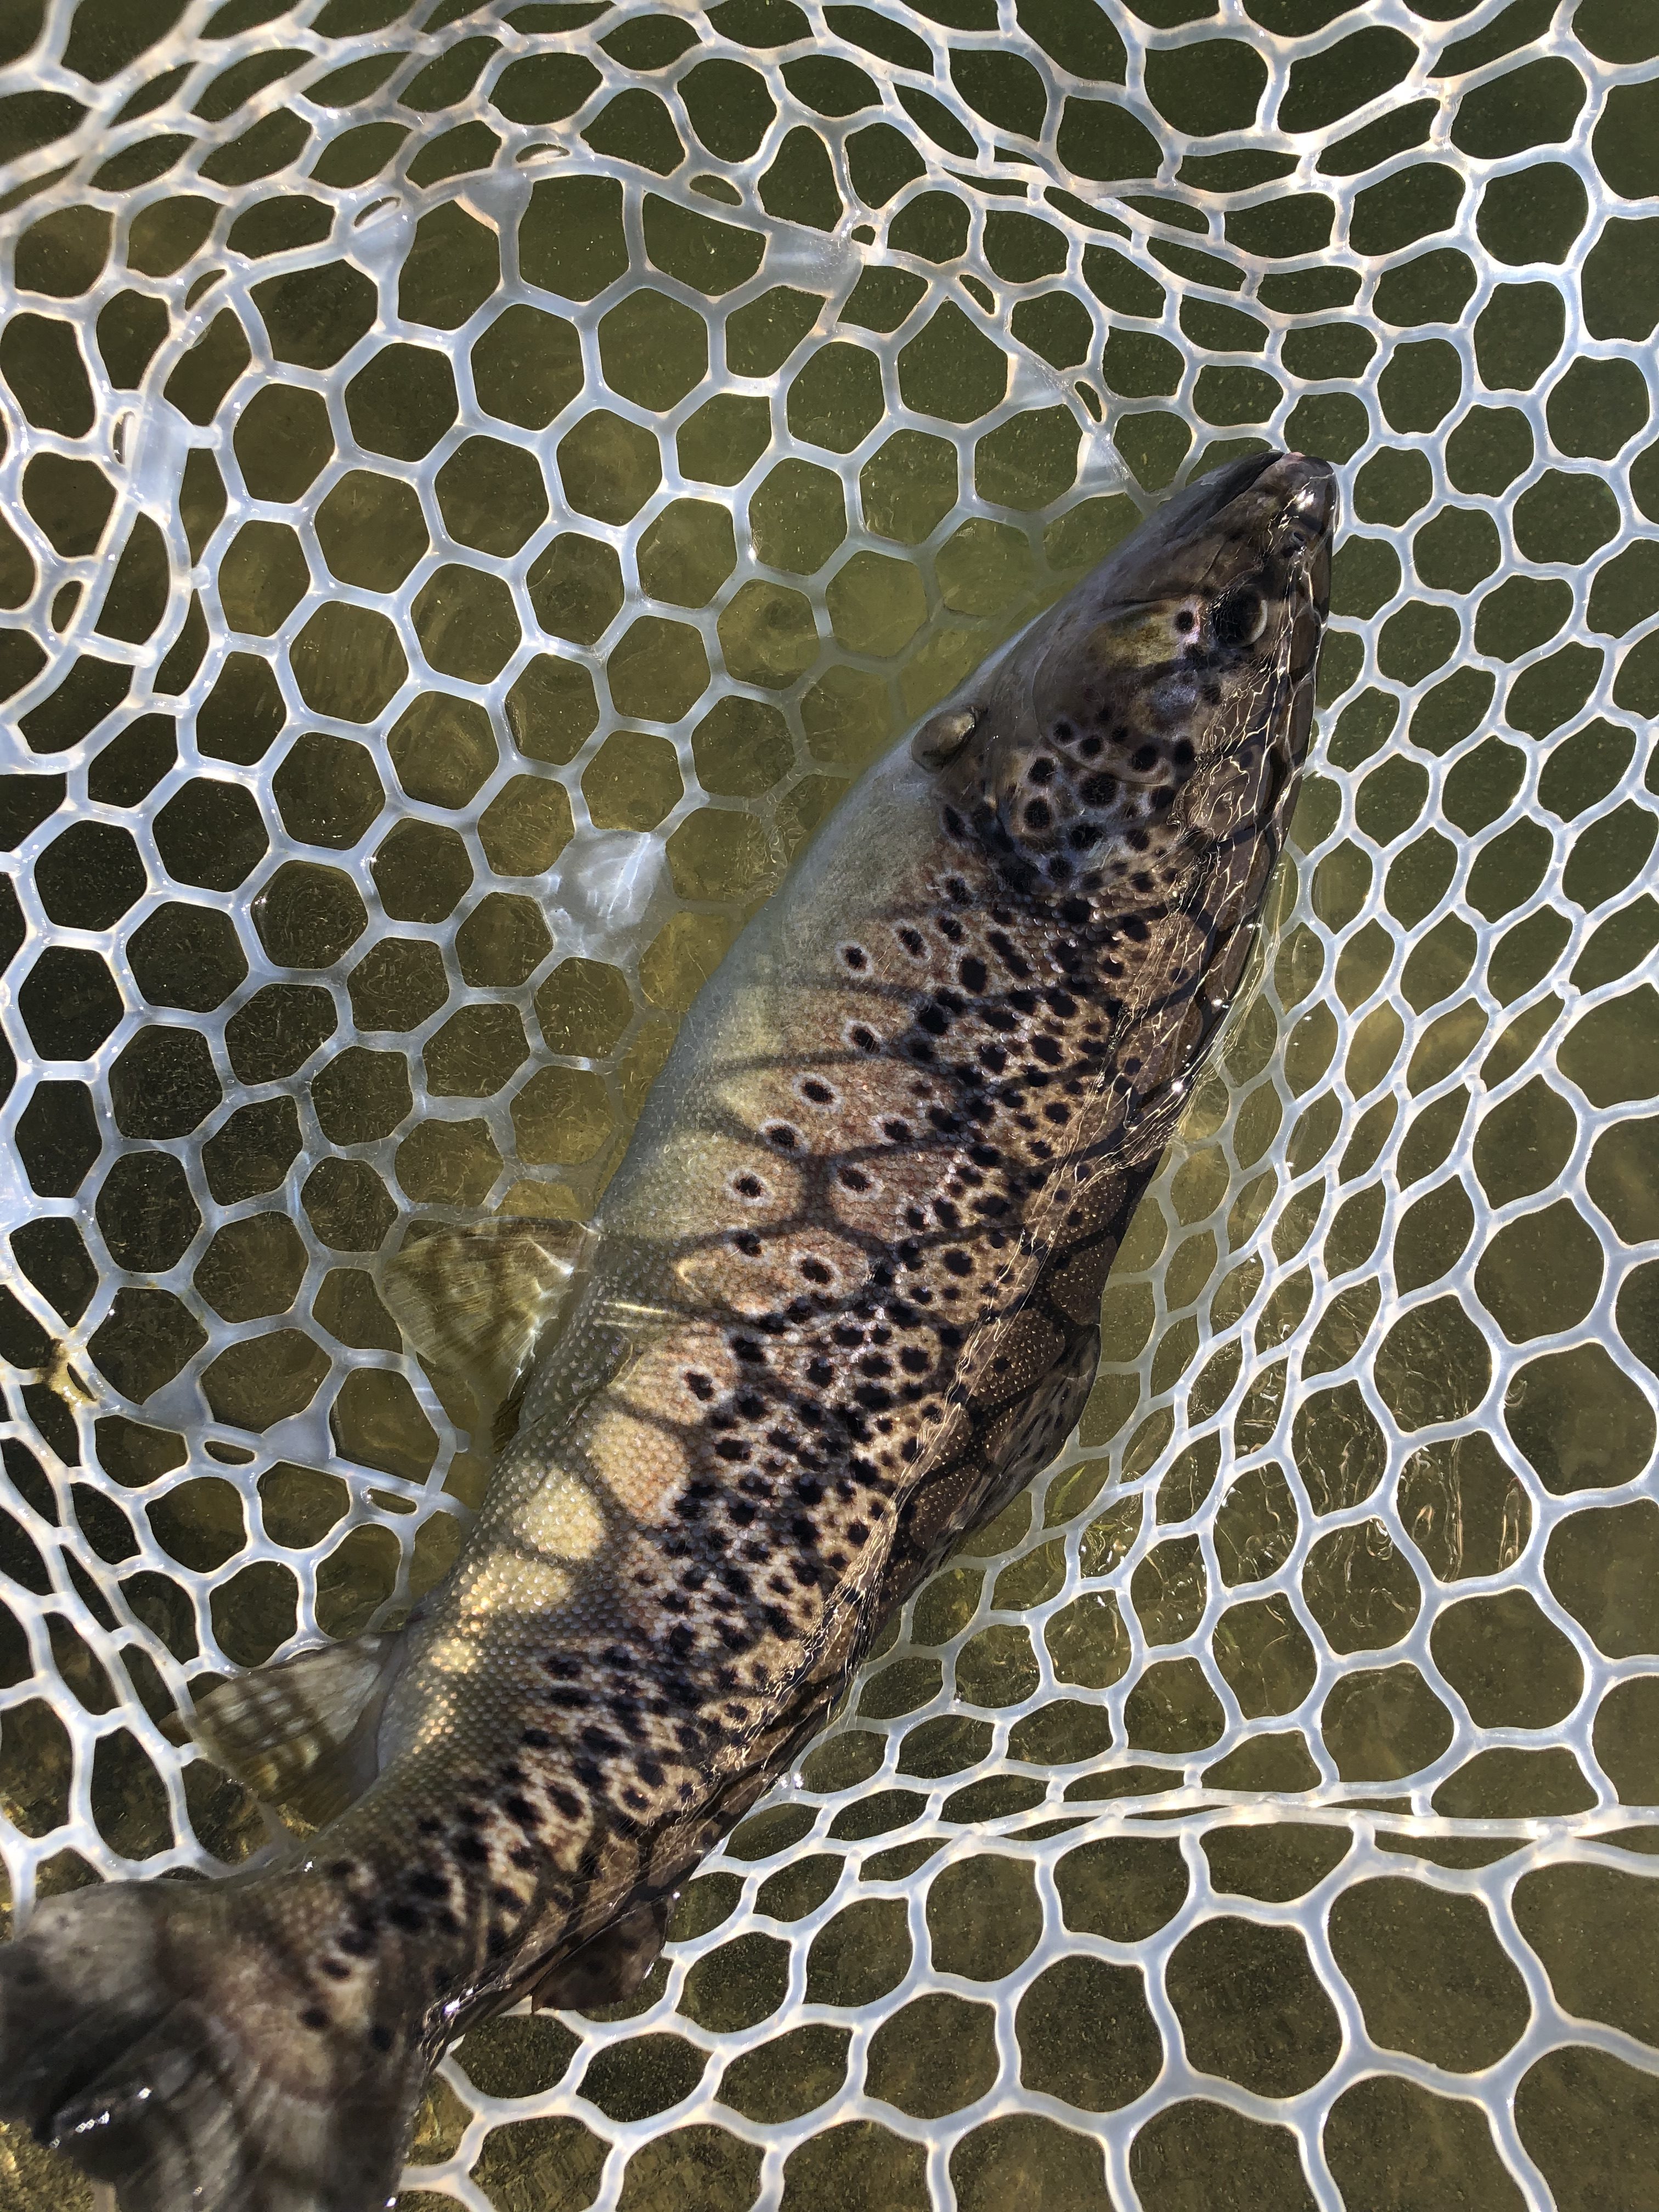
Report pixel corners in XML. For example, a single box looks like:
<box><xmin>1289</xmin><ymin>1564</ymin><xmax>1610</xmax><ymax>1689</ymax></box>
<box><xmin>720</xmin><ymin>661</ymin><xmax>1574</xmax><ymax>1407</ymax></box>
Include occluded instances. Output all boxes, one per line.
<box><xmin>0</xmin><ymin>450</ymin><xmax>1334</xmax><ymax>2212</ymax></box>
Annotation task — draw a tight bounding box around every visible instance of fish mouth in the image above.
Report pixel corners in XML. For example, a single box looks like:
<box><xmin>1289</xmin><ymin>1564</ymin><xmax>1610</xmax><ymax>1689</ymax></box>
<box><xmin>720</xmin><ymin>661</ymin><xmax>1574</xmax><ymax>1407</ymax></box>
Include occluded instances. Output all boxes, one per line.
<box><xmin>1074</xmin><ymin>448</ymin><xmax>1339</xmax><ymax>627</ymax></box>
<box><xmin>1184</xmin><ymin>447</ymin><xmax>1338</xmax><ymax>542</ymax></box>
<box><xmin>1180</xmin><ymin>449</ymin><xmax>1338</xmax><ymax>645</ymax></box>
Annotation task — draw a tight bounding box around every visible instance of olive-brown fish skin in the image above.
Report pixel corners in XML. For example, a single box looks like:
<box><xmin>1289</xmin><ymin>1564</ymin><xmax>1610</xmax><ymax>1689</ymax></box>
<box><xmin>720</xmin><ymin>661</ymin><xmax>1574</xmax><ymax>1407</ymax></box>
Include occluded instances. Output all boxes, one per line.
<box><xmin>0</xmin><ymin>449</ymin><xmax>1334</xmax><ymax>2212</ymax></box>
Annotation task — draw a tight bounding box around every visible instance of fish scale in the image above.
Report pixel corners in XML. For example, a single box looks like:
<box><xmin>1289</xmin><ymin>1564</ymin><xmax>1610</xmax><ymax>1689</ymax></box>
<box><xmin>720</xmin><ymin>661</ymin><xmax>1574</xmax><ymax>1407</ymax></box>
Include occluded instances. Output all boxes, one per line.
<box><xmin>0</xmin><ymin>449</ymin><xmax>1333</xmax><ymax>2211</ymax></box>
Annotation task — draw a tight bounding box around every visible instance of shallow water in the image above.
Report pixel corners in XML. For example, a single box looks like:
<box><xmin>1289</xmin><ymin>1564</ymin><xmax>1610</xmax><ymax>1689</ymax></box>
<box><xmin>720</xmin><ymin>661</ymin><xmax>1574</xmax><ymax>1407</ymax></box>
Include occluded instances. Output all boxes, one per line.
<box><xmin>1</xmin><ymin>0</ymin><xmax>1657</xmax><ymax>2205</ymax></box>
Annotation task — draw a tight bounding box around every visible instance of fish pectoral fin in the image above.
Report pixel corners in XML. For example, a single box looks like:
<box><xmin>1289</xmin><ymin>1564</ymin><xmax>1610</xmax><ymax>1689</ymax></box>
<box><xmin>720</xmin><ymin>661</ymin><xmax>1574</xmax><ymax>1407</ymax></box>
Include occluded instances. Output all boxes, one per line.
<box><xmin>529</xmin><ymin>1895</ymin><xmax>670</xmax><ymax>2015</ymax></box>
<box><xmin>188</xmin><ymin>1632</ymin><xmax>402</xmax><ymax>1827</ymax></box>
<box><xmin>380</xmin><ymin>1215</ymin><xmax>591</xmax><ymax>1420</ymax></box>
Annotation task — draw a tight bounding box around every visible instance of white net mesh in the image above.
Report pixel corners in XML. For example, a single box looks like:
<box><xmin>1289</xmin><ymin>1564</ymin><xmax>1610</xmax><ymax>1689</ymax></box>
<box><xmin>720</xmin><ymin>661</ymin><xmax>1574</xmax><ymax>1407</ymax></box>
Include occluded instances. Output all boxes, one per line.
<box><xmin>1</xmin><ymin>0</ymin><xmax>1657</xmax><ymax>2204</ymax></box>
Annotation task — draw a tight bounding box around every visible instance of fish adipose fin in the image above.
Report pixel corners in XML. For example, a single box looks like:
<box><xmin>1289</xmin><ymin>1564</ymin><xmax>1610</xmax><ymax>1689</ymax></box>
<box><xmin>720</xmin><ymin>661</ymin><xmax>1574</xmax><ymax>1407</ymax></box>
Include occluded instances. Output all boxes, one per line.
<box><xmin>380</xmin><ymin>1215</ymin><xmax>589</xmax><ymax>1426</ymax></box>
<box><xmin>0</xmin><ymin>1882</ymin><xmax>425</xmax><ymax>2212</ymax></box>
<box><xmin>188</xmin><ymin>1632</ymin><xmax>403</xmax><ymax>1827</ymax></box>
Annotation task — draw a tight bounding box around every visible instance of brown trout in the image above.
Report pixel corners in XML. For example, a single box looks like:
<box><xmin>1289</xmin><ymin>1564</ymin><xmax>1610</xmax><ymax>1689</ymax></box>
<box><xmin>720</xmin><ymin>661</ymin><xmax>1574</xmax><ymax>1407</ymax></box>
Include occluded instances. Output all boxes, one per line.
<box><xmin>0</xmin><ymin>448</ymin><xmax>1333</xmax><ymax>2211</ymax></box>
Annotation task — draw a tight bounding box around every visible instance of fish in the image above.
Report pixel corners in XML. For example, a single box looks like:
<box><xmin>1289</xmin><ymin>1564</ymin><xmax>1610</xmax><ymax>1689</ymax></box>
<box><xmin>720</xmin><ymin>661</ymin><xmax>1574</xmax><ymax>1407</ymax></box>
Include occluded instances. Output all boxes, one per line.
<box><xmin>0</xmin><ymin>447</ymin><xmax>1335</xmax><ymax>2212</ymax></box>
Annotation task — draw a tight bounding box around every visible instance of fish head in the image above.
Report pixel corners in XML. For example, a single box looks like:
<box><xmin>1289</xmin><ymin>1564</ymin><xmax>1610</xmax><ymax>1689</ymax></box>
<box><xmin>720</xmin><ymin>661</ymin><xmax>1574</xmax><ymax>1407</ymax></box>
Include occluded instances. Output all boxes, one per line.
<box><xmin>923</xmin><ymin>449</ymin><xmax>1336</xmax><ymax>905</ymax></box>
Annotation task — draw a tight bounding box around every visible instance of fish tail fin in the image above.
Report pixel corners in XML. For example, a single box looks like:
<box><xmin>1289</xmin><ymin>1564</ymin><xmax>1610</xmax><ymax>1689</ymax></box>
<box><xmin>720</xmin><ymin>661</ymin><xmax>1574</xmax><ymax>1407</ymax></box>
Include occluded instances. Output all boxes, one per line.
<box><xmin>0</xmin><ymin>1877</ymin><xmax>427</xmax><ymax>2212</ymax></box>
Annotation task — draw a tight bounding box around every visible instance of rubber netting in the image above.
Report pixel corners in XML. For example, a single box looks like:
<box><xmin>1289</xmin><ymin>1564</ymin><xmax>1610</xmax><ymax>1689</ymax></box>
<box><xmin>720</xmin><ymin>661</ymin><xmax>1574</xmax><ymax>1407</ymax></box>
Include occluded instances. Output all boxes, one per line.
<box><xmin>0</xmin><ymin>0</ymin><xmax>1657</xmax><ymax>2206</ymax></box>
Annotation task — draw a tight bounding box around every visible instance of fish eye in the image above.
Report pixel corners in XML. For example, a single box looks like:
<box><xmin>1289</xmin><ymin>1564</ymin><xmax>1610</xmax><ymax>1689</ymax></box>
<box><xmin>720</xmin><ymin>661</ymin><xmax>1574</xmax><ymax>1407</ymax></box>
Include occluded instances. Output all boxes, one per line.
<box><xmin>1212</xmin><ymin>589</ymin><xmax>1266</xmax><ymax>648</ymax></box>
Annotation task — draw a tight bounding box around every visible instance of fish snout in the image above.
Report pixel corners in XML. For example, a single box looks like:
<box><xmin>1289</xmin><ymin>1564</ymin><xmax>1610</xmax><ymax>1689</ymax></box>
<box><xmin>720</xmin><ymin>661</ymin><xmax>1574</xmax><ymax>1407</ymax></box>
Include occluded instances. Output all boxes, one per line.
<box><xmin>936</xmin><ymin>450</ymin><xmax>1340</xmax><ymax>902</ymax></box>
<box><xmin>1268</xmin><ymin>451</ymin><xmax>1337</xmax><ymax>619</ymax></box>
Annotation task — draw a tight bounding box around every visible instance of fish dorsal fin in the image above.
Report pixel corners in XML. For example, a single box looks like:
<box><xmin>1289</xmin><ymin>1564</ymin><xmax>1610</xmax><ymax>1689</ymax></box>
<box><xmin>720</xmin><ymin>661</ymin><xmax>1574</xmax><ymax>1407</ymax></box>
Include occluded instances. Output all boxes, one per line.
<box><xmin>188</xmin><ymin>1633</ymin><xmax>401</xmax><ymax>1828</ymax></box>
<box><xmin>380</xmin><ymin>1216</ymin><xmax>591</xmax><ymax>1420</ymax></box>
